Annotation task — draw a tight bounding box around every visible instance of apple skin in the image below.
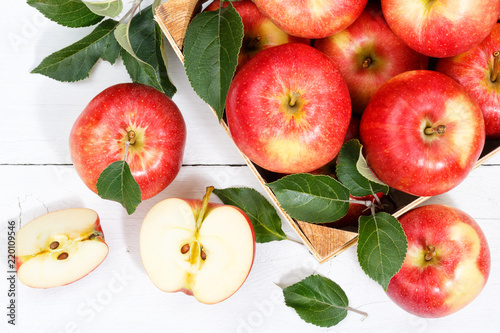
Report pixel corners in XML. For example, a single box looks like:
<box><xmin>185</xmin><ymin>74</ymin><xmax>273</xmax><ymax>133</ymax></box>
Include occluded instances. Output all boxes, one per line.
<box><xmin>69</xmin><ymin>83</ymin><xmax>186</xmax><ymax>201</ymax></box>
<box><xmin>226</xmin><ymin>43</ymin><xmax>351</xmax><ymax>174</ymax></box>
<box><xmin>205</xmin><ymin>0</ymin><xmax>309</xmax><ymax>72</ymax></box>
<box><xmin>381</xmin><ymin>0</ymin><xmax>500</xmax><ymax>58</ymax></box>
<box><xmin>314</xmin><ymin>2</ymin><xmax>428</xmax><ymax>115</ymax></box>
<box><xmin>253</xmin><ymin>0</ymin><xmax>368</xmax><ymax>39</ymax></box>
<box><xmin>436</xmin><ymin>23</ymin><xmax>500</xmax><ymax>139</ymax></box>
<box><xmin>360</xmin><ymin>70</ymin><xmax>485</xmax><ymax>197</ymax></box>
<box><xmin>386</xmin><ymin>204</ymin><xmax>490</xmax><ymax>318</ymax></box>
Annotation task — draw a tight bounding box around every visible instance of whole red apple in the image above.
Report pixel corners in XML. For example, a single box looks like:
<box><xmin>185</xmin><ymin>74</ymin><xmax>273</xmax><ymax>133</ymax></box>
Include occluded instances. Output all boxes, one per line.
<box><xmin>205</xmin><ymin>0</ymin><xmax>309</xmax><ymax>72</ymax></box>
<box><xmin>381</xmin><ymin>0</ymin><xmax>500</xmax><ymax>58</ymax></box>
<box><xmin>226</xmin><ymin>43</ymin><xmax>351</xmax><ymax>174</ymax></box>
<box><xmin>360</xmin><ymin>70</ymin><xmax>485</xmax><ymax>197</ymax></box>
<box><xmin>253</xmin><ymin>0</ymin><xmax>368</xmax><ymax>39</ymax></box>
<box><xmin>314</xmin><ymin>2</ymin><xmax>428</xmax><ymax>115</ymax></box>
<box><xmin>70</xmin><ymin>83</ymin><xmax>186</xmax><ymax>200</ymax></box>
<box><xmin>436</xmin><ymin>23</ymin><xmax>500</xmax><ymax>138</ymax></box>
<box><xmin>140</xmin><ymin>187</ymin><xmax>255</xmax><ymax>304</ymax></box>
<box><xmin>387</xmin><ymin>204</ymin><xmax>490</xmax><ymax>318</ymax></box>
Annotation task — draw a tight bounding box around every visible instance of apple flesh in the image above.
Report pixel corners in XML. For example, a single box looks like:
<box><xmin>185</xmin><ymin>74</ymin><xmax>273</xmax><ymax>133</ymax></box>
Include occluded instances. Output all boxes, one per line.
<box><xmin>387</xmin><ymin>204</ymin><xmax>490</xmax><ymax>318</ymax></box>
<box><xmin>253</xmin><ymin>0</ymin><xmax>368</xmax><ymax>39</ymax></box>
<box><xmin>360</xmin><ymin>70</ymin><xmax>485</xmax><ymax>197</ymax></box>
<box><xmin>205</xmin><ymin>0</ymin><xmax>309</xmax><ymax>72</ymax></box>
<box><xmin>381</xmin><ymin>0</ymin><xmax>500</xmax><ymax>58</ymax></box>
<box><xmin>314</xmin><ymin>2</ymin><xmax>428</xmax><ymax>114</ymax></box>
<box><xmin>226</xmin><ymin>43</ymin><xmax>351</xmax><ymax>174</ymax></box>
<box><xmin>140</xmin><ymin>187</ymin><xmax>255</xmax><ymax>304</ymax></box>
<box><xmin>436</xmin><ymin>23</ymin><xmax>500</xmax><ymax>138</ymax></box>
<box><xmin>69</xmin><ymin>83</ymin><xmax>186</xmax><ymax>201</ymax></box>
<box><xmin>15</xmin><ymin>208</ymin><xmax>108</xmax><ymax>288</ymax></box>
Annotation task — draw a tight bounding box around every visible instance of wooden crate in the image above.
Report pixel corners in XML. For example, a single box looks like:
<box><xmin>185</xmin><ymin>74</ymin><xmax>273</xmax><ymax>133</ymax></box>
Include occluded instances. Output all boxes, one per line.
<box><xmin>154</xmin><ymin>0</ymin><xmax>500</xmax><ymax>263</ymax></box>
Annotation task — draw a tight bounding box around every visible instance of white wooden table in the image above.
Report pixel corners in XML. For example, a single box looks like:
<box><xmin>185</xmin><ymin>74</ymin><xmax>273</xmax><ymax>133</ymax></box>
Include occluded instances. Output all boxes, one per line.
<box><xmin>2</xmin><ymin>2</ymin><xmax>499</xmax><ymax>332</ymax></box>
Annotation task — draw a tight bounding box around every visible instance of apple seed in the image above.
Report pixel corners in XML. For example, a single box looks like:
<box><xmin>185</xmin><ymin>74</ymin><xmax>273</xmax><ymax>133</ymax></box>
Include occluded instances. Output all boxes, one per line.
<box><xmin>181</xmin><ymin>244</ymin><xmax>190</xmax><ymax>254</ymax></box>
<box><xmin>201</xmin><ymin>249</ymin><xmax>207</xmax><ymax>261</ymax></box>
<box><xmin>49</xmin><ymin>241</ymin><xmax>60</xmax><ymax>250</ymax></box>
<box><xmin>57</xmin><ymin>252</ymin><xmax>69</xmax><ymax>260</ymax></box>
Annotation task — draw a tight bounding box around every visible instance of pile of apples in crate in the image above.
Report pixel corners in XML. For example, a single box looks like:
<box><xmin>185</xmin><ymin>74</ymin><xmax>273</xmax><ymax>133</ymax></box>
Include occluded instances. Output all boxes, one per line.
<box><xmin>15</xmin><ymin>0</ymin><xmax>500</xmax><ymax>323</ymax></box>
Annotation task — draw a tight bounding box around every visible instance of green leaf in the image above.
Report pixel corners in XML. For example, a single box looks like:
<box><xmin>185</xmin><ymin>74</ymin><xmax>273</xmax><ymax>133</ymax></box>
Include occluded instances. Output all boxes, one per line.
<box><xmin>357</xmin><ymin>212</ymin><xmax>408</xmax><ymax>291</ymax></box>
<box><xmin>83</xmin><ymin>0</ymin><xmax>123</xmax><ymax>18</ymax></box>
<box><xmin>282</xmin><ymin>275</ymin><xmax>349</xmax><ymax>327</ymax></box>
<box><xmin>267</xmin><ymin>174</ymin><xmax>350</xmax><ymax>223</ymax></box>
<box><xmin>31</xmin><ymin>19</ymin><xmax>121</xmax><ymax>81</ymax></box>
<box><xmin>213</xmin><ymin>187</ymin><xmax>287</xmax><ymax>243</ymax></box>
<box><xmin>96</xmin><ymin>160</ymin><xmax>141</xmax><ymax>215</ymax></box>
<box><xmin>184</xmin><ymin>3</ymin><xmax>243</xmax><ymax>120</ymax></box>
<box><xmin>119</xmin><ymin>4</ymin><xmax>176</xmax><ymax>97</ymax></box>
<box><xmin>27</xmin><ymin>0</ymin><xmax>103</xmax><ymax>28</ymax></box>
<box><xmin>336</xmin><ymin>140</ymin><xmax>389</xmax><ymax>197</ymax></box>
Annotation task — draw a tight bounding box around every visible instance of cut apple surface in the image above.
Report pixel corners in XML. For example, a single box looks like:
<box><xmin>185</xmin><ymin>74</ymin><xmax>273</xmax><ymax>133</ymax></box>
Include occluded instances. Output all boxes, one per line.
<box><xmin>16</xmin><ymin>208</ymin><xmax>108</xmax><ymax>289</ymax></box>
<box><xmin>140</xmin><ymin>187</ymin><xmax>255</xmax><ymax>304</ymax></box>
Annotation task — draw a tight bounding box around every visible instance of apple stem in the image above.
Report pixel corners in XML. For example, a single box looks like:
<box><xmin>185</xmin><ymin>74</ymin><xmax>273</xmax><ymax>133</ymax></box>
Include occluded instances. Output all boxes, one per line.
<box><xmin>347</xmin><ymin>306</ymin><xmax>368</xmax><ymax>319</ymax></box>
<box><xmin>424</xmin><ymin>125</ymin><xmax>446</xmax><ymax>135</ymax></box>
<box><xmin>289</xmin><ymin>92</ymin><xmax>301</xmax><ymax>107</ymax></box>
<box><xmin>362</xmin><ymin>57</ymin><xmax>372</xmax><ymax>68</ymax></box>
<box><xmin>196</xmin><ymin>186</ymin><xmax>214</xmax><ymax>230</ymax></box>
<box><xmin>491</xmin><ymin>51</ymin><xmax>499</xmax><ymax>82</ymax></box>
<box><xmin>247</xmin><ymin>36</ymin><xmax>262</xmax><ymax>50</ymax></box>
<box><xmin>128</xmin><ymin>130</ymin><xmax>136</xmax><ymax>145</ymax></box>
<box><xmin>425</xmin><ymin>244</ymin><xmax>436</xmax><ymax>261</ymax></box>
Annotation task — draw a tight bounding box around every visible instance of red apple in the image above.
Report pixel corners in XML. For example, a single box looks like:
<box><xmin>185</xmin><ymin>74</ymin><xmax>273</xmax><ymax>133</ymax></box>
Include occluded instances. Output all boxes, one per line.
<box><xmin>205</xmin><ymin>0</ymin><xmax>309</xmax><ymax>72</ymax></box>
<box><xmin>69</xmin><ymin>83</ymin><xmax>186</xmax><ymax>200</ymax></box>
<box><xmin>436</xmin><ymin>23</ymin><xmax>500</xmax><ymax>138</ymax></box>
<box><xmin>387</xmin><ymin>204</ymin><xmax>490</xmax><ymax>318</ymax></box>
<box><xmin>16</xmin><ymin>208</ymin><xmax>108</xmax><ymax>288</ymax></box>
<box><xmin>253</xmin><ymin>0</ymin><xmax>368</xmax><ymax>39</ymax></box>
<box><xmin>360</xmin><ymin>70</ymin><xmax>485</xmax><ymax>197</ymax></box>
<box><xmin>314</xmin><ymin>2</ymin><xmax>428</xmax><ymax>115</ymax></box>
<box><xmin>140</xmin><ymin>187</ymin><xmax>255</xmax><ymax>304</ymax></box>
<box><xmin>381</xmin><ymin>0</ymin><xmax>500</xmax><ymax>58</ymax></box>
<box><xmin>226</xmin><ymin>43</ymin><xmax>351</xmax><ymax>174</ymax></box>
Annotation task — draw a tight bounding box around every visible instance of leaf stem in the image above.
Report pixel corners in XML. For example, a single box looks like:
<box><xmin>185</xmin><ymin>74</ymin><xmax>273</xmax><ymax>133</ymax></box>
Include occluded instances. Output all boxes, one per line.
<box><xmin>347</xmin><ymin>306</ymin><xmax>368</xmax><ymax>319</ymax></box>
<box><xmin>118</xmin><ymin>0</ymin><xmax>143</xmax><ymax>25</ymax></box>
<box><xmin>123</xmin><ymin>142</ymin><xmax>130</xmax><ymax>161</ymax></box>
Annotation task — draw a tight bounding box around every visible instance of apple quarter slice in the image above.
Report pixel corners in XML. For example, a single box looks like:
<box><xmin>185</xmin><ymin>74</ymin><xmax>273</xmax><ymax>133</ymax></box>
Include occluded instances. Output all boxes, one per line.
<box><xmin>140</xmin><ymin>188</ymin><xmax>255</xmax><ymax>304</ymax></box>
<box><xmin>16</xmin><ymin>208</ymin><xmax>108</xmax><ymax>288</ymax></box>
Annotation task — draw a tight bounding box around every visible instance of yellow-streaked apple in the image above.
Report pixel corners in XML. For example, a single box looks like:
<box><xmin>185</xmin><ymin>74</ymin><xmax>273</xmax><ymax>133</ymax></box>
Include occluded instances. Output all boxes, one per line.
<box><xmin>436</xmin><ymin>23</ymin><xmax>500</xmax><ymax>138</ymax></box>
<box><xmin>314</xmin><ymin>2</ymin><xmax>428</xmax><ymax>115</ymax></box>
<box><xmin>69</xmin><ymin>83</ymin><xmax>186</xmax><ymax>201</ymax></box>
<box><xmin>253</xmin><ymin>0</ymin><xmax>368</xmax><ymax>39</ymax></box>
<box><xmin>140</xmin><ymin>187</ymin><xmax>255</xmax><ymax>304</ymax></box>
<box><xmin>387</xmin><ymin>204</ymin><xmax>490</xmax><ymax>318</ymax></box>
<box><xmin>360</xmin><ymin>70</ymin><xmax>485</xmax><ymax>197</ymax></box>
<box><xmin>226</xmin><ymin>43</ymin><xmax>351</xmax><ymax>174</ymax></box>
<box><xmin>15</xmin><ymin>208</ymin><xmax>108</xmax><ymax>288</ymax></box>
<box><xmin>381</xmin><ymin>0</ymin><xmax>500</xmax><ymax>58</ymax></box>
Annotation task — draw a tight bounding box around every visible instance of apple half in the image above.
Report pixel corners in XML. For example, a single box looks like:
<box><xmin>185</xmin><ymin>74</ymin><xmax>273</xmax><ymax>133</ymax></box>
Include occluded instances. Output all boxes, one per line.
<box><xmin>140</xmin><ymin>187</ymin><xmax>255</xmax><ymax>304</ymax></box>
<box><xmin>16</xmin><ymin>208</ymin><xmax>108</xmax><ymax>288</ymax></box>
